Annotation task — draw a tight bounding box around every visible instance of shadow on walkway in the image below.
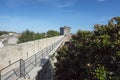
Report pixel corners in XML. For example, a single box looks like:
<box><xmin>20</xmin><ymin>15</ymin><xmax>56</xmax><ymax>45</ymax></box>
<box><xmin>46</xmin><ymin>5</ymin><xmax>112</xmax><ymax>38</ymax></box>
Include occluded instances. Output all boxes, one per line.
<box><xmin>36</xmin><ymin>59</ymin><xmax>54</xmax><ymax>80</ymax></box>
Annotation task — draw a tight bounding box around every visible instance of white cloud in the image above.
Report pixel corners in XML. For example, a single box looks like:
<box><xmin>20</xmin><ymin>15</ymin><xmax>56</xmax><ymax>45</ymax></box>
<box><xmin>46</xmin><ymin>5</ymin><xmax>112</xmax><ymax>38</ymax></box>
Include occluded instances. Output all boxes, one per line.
<box><xmin>57</xmin><ymin>2</ymin><xmax>73</xmax><ymax>8</ymax></box>
<box><xmin>2</xmin><ymin>0</ymin><xmax>49</xmax><ymax>7</ymax></box>
<box><xmin>97</xmin><ymin>0</ymin><xmax>105</xmax><ymax>2</ymax></box>
<box><xmin>98</xmin><ymin>17</ymin><xmax>112</xmax><ymax>23</ymax></box>
<box><xmin>37</xmin><ymin>0</ymin><xmax>49</xmax><ymax>2</ymax></box>
<box><xmin>29</xmin><ymin>0</ymin><xmax>77</xmax><ymax>8</ymax></box>
<box><xmin>3</xmin><ymin>0</ymin><xmax>77</xmax><ymax>8</ymax></box>
<box><xmin>55</xmin><ymin>0</ymin><xmax>77</xmax><ymax>8</ymax></box>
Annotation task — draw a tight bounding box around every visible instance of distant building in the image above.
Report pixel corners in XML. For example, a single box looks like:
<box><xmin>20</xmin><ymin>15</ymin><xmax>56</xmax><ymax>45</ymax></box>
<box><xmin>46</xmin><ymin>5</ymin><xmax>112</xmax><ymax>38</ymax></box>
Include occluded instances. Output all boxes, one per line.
<box><xmin>60</xmin><ymin>26</ymin><xmax>71</xmax><ymax>42</ymax></box>
<box><xmin>0</xmin><ymin>39</ymin><xmax>4</xmax><ymax>48</ymax></box>
<box><xmin>60</xmin><ymin>26</ymin><xmax>71</xmax><ymax>38</ymax></box>
<box><xmin>0</xmin><ymin>33</ymin><xmax>19</xmax><ymax>47</ymax></box>
<box><xmin>60</xmin><ymin>26</ymin><xmax>71</xmax><ymax>35</ymax></box>
<box><xmin>3</xmin><ymin>35</ymin><xmax>18</xmax><ymax>46</ymax></box>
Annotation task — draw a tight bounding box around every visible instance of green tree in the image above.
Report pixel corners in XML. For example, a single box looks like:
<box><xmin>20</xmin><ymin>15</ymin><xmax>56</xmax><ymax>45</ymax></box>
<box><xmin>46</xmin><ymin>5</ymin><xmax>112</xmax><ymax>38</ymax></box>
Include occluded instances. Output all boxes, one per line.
<box><xmin>18</xmin><ymin>29</ymin><xmax>36</xmax><ymax>43</ymax></box>
<box><xmin>18</xmin><ymin>29</ymin><xmax>59</xmax><ymax>43</ymax></box>
<box><xmin>0</xmin><ymin>31</ymin><xmax>9</xmax><ymax>35</ymax></box>
<box><xmin>55</xmin><ymin>17</ymin><xmax>120</xmax><ymax>80</ymax></box>
<box><xmin>55</xmin><ymin>30</ymin><xmax>93</xmax><ymax>80</ymax></box>
<box><xmin>47</xmin><ymin>30</ymin><xmax>59</xmax><ymax>37</ymax></box>
<box><xmin>41</xmin><ymin>32</ymin><xmax>47</xmax><ymax>38</ymax></box>
<box><xmin>92</xmin><ymin>17</ymin><xmax>120</xmax><ymax>80</ymax></box>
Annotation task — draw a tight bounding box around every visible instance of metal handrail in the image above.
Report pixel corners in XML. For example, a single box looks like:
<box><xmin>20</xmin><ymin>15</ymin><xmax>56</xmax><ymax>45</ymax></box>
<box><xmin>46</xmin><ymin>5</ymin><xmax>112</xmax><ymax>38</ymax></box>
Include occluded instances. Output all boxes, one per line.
<box><xmin>0</xmin><ymin>36</ymin><xmax>65</xmax><ymax>80</ymax></box>
<box><xmin>0</xmin><ymin>60</ymin><xmax>20</xmax><ymax>72</ymax></box>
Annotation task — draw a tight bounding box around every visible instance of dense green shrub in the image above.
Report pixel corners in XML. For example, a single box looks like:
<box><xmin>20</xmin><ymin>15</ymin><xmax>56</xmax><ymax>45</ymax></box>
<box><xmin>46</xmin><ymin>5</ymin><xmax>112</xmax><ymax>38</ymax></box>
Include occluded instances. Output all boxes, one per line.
<box><xmin>55</xmin><ymin>17</ymin><xmax>120</xmax><ymax>80</ymax></box>
<box><xmin>0</xmin><ymin>31</ymin><xmax>9</xmax><ymax>35</ymax></box>
<box><xmin>47</xmin><ymin>30</ymin><xmax>60</xmax><ymax>37</ymax></box>
<box><xmin>18</xmin><ymin>29</ymin><xmax>59</xmax><ymax>43</ymax></box>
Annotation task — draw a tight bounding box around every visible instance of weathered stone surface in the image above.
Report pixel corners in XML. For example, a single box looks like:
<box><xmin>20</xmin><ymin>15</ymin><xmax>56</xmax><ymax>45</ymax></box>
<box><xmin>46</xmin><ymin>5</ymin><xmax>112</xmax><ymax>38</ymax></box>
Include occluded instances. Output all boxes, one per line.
<box><xmin>0</xmin><ymin>36</ymin><xmax>63</xmax><ymax>70</ymax></box>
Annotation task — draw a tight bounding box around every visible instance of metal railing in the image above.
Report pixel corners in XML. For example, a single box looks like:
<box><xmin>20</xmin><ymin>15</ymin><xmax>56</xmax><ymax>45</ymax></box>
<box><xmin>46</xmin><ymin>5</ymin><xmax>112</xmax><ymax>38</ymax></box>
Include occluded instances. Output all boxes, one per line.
<box><xmin>0</xmin><ymin>36</ymin><xmax>64</xmax><ymax>80</ymax></box>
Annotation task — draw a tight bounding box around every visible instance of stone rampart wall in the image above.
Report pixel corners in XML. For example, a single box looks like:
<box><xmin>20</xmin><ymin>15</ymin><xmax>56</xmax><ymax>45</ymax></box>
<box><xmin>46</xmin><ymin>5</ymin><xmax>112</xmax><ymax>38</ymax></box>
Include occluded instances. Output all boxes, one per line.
<box><xmin>0</xmin><ymin>36</ymin><xmax>64</xmax><ymax>69</ymax></box>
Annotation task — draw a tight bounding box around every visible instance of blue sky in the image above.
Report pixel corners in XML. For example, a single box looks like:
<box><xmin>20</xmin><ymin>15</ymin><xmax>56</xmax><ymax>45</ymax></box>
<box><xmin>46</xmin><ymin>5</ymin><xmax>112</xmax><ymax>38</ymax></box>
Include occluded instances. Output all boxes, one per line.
<box><xmin>0</xmin><ymin>0</ymin><xmax>120</xmax><ymax>33</ymax></box>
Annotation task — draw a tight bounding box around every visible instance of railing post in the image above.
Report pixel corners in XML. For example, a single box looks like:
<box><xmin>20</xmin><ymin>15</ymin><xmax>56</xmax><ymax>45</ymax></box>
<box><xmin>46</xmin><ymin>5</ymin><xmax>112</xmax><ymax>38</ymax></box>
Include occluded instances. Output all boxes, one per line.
<box><xmin>52</xmin><ymin>44</ymin><xmax>53</xmax><ymax>50</ymax></box>
<box><xmin>35</xmin><ymin>54</ymin><xmax>37</xmax><ymax>66</ymax></box>
<box><xmin>0</xmin><ymin>70</ymin><xmax>1</xmax><ymax>80</ymax></box>
<box><xmin>47</xmin><ymin>47</ymin><xmax>49</xmax><ymax>54</ymax></box>
<box><xmin>42</xmin><ymin>50</ymin><xmax>43</xmax><ymax>59</ymax></box>
<box><xmin>51</xmin><ymin>45</ymin><xmax>52</xmax><ymax>51</ymax></box>
<box><xmin>20</xmin><ymin>59</ymin><xmax>25</xmax><ymax>78</ymax></box>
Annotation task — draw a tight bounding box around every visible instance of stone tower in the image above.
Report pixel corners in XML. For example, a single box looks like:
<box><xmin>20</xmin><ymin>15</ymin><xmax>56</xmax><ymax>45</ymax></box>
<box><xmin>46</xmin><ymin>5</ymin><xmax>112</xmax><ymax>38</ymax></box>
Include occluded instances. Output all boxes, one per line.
<box><xmin>60</xmin><ymin>26</ymin><xmax>71</xmax><ymax>38</ymax></box>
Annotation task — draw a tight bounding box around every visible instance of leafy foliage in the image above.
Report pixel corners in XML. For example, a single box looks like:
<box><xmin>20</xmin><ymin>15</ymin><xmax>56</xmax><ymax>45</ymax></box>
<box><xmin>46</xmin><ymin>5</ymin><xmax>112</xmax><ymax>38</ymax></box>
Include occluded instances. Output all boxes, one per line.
<box><xmin>18</xmin><ymin>29</ymin><xmax>59</xmax><ymax>43</ymax></box>
<box><xmin>18</xmin><ymin>29</ymin><xmax>46</xmax><ymax>43</ymax></box>
<box><xmin>0</xmin><ymin>31</ymin><xmax>9</xmax><ymax>35</ymax></box>
<box><xmin>47</xmin><ymin>30</ymin><xmax>60</xmax><ymax>37</ymax></box>
<box><xmin>55</xmin><ymin>17</ymin><xmax>120</xmax><ymax>80</ymax></box>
